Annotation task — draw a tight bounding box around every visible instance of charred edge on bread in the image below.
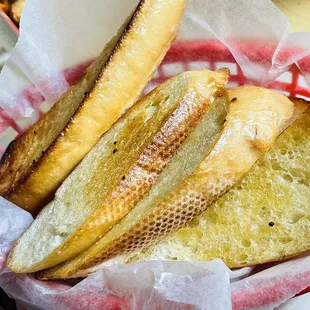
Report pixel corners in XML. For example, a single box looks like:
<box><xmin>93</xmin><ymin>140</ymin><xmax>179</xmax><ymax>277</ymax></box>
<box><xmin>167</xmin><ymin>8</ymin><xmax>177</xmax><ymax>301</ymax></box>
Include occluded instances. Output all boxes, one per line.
<box><xmin>0</xmin><ymin>138</ymin><xmax>23</xmax><ymax>195</ymax></box>
<box><xmin>3</xmin><ymin>147</ymin><xmax>47</xmax><ymax>198</ymax></box>
<box><xmin>1</xmin><ymin>0</ymin><xmax>147</xmax><ymax>198</ymax></box>
<box><xmin>68</xmin><ymin>0</ymin><xmax>146</xmax><ymax>119</ymax></box>
<box><xmin>0</xmin><ymin>138</ymin><xmax>17</xmax><ymax>166</ymax></box>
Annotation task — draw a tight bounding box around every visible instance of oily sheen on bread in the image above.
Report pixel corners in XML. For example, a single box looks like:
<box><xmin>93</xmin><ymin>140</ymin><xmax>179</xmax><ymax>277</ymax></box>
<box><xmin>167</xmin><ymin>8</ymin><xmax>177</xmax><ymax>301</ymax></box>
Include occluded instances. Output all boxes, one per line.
<box><xmin>8</xmin><ymin>68</ymin><xmax>229</xmax><ymax>274</ymax></box>
<box><xmin>37</xmin><ymin>86</ymin><xmax>294</xmax><ymax>280</ymax></box>
<box><xmin>109</xmin><ymin>98</ymin><xmax>310</xmax><ymax>268</ymax></box>
<box><xmin>0</xmin><ymin>0</ymin><xmax>186</xmax><ymax>214</ymax></box>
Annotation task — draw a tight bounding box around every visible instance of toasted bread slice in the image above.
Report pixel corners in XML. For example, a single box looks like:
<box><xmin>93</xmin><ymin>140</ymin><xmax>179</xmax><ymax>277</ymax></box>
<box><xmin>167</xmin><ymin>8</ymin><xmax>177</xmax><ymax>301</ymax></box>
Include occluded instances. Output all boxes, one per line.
<box><xmin>38</xmin><ymin>86</ymin><xmax>294</xmax><ymax>280</ymax></box>
<box><xmin>113</xmin><ymin>98</ymin><xmax>310</xmax><ymax>268</ymax></box>
<box><xmin>8</xmin><ymin>68</ymin><xmax>229</xmax><ymax>274</ymax></box>
<box><xmin>0</xmin><ymin>0</ymin><xmax>186</xmax><ymax>214</ymax></box>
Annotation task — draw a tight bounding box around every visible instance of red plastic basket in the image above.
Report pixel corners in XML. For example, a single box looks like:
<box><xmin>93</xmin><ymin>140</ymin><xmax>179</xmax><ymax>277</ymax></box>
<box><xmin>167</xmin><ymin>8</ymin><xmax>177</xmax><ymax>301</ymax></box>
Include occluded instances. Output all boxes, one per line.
<box><xmin>1</xmin><ymin>38</ymin><xmax>310</xmax><ymax>309</ymax></box>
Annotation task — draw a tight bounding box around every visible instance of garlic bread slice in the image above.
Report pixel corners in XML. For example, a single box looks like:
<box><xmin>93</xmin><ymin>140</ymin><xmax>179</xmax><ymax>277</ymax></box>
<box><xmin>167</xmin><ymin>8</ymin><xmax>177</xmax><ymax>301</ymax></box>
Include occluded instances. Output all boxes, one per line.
<box><xmin>0</xmin><ymin>0</ymin><xmax>186</xmax><ymax>214</ymax></box>
<box><xmin>8</xmin><ymin>68</ymin><xmax>229</xmax><ymax>274</ymax></box>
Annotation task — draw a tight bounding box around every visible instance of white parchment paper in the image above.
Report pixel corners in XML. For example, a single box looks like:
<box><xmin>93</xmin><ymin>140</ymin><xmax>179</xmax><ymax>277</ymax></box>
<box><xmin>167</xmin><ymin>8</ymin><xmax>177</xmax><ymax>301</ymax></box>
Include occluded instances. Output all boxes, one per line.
<box><xmin>0</xmin><ymin>0</ymin><xmax>310</xmax><ymax>309</ymax></box>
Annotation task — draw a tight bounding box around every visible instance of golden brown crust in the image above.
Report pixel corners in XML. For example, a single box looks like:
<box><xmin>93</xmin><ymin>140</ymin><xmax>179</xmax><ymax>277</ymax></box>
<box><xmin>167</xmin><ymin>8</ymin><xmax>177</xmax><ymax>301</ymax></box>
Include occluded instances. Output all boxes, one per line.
<box><xmin>0</xmin><ymin>3</ymin><xmax>136</xmax><ymax>203</ymax></box>
<box><xmin>1</xmin><ymin>0</ymin><xmax>186</xmax><ymax>214</ymax></box>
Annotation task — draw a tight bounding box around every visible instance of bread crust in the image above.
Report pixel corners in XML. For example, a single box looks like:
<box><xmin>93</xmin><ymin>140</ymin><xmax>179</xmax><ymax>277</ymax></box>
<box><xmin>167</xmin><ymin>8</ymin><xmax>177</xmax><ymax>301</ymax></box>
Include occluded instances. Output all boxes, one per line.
<box><xmin>1</xmin><ymin>0</ymin><xmax>186</xmax><ymax>214</ymax></box>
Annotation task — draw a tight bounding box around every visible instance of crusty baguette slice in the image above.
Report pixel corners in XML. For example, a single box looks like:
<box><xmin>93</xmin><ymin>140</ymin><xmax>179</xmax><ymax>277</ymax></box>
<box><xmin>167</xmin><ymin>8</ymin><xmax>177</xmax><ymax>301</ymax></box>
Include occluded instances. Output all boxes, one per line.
<box><xmin>38</xmin><ymin>86</ymin><xmax>294</xmax><ymax>280</ymax></box>
<box><xmin>0</xmin><ymin>0</ymin><xmax>186</xmax><ymax>214</ymax></box>
<box><xmin>112</xmin><ymin>98</ymin><xmax>310</xmax><ymax>268</ymax></box>
<box><xmin>8</xmin><ymin>68</ymin><xmax>229</xmax><ymax>274</ymax></box>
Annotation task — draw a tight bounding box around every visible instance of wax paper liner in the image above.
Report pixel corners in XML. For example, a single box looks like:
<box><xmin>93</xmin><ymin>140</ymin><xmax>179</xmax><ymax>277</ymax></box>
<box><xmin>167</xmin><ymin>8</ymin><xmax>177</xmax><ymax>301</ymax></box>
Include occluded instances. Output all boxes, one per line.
<box><xmin>0</xmin><ymin>196</ymin><xmax>309</xmax><ymax>310</ymax></box>
<box><xmin>1</xmin><ymin>0</ymin><xmax>310</xmax><ymax>309</ymax></box>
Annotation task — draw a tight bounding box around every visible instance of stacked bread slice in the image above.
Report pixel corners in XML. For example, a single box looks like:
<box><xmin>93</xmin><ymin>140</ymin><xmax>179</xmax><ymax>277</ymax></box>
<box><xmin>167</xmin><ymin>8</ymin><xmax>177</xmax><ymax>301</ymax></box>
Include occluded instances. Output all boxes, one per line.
<box><xmin>7</xmin><ymin>68</ymin><xmax>230</xmax><ymax>274</ymax></box>
<box><xmin>1</xmin><ymin>0</ymin><xmax>309</xmax><ymax>282</ymax></box>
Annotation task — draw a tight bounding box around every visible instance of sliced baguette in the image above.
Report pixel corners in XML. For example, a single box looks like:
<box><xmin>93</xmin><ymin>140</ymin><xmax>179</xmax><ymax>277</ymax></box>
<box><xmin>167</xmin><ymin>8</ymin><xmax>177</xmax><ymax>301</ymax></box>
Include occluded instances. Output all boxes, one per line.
<box><xmin>8</xmin><ymin>68</ymin><xmax>229</xmax><ymax>274</ymax></box>
<box><xmin>114</xmin><ymin>98</ymin><xmax>310</xmax><ymax>268</ymax></box>
<box><xmin>0</xmin><ymin>0</ymin><xmax>186</xmax><ymax>214</ymax></box>
<box><xmin>38</xmin><ymin>86</ymin><xmax>294</xmax><ymax>280</ymax></box>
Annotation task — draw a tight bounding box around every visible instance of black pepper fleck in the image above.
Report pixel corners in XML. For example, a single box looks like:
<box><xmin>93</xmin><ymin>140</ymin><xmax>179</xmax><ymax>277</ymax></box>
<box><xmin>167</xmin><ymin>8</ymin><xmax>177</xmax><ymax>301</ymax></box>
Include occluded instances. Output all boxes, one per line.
<box><xmin>268</xmin><ymin>222</ymin><xmax>275</xmax><ymax>227</ymax></box>
<box><xmin>113</xmin><ymin>149</ymin><xmax>118</xmax><ymax>154</ymax></box>
<box><xmin>114</xmin><ymin>141</ymin><xmax>117</xmax><ymax>145</ymax></box>
<box><xmin>122</xmin><ymin>176</ymin><xmax>126</xmax><ymax>180</ymax></box>
<box><xmin>231</xmin><ymin>97</ymin><xmax>237</xmax><ymax>102</ymax></box>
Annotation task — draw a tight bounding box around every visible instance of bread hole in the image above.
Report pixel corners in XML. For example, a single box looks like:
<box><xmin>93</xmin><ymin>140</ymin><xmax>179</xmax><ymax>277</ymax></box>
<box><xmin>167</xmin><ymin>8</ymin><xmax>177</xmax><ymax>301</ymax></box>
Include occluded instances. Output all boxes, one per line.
<box><xmin>289</xmin><ymin>213</ymin><xmax>305</xmax><ymax>224</ymax></box>
<box><xmin>241</xmin><ymin>239</ymin><xmax>252</xmax><ymax>247</ymax></box>
<box><xmin>46</xmin><ymin>224</ymin><xmax>58</xmax><ymax>236</ymax></box>
<box><xmin>256</xmin><ymin>159</ymin><xmax>266</xmax><ymax>167</ymax></box>
<box><xmin>239</xmin><ymin>254</ymin><xmax>248</xmax><ymax>261</ymax></box>
<box><xmin>283</xmin><ymin>173</ymin><xmax>294</xmax><ymax>183</ymax></box>
<box><xmin>196</xmin><ymin>230</ymin><xmax>203</xmax><ymax>239</ymax></box>
<box><xmin>271</xmin><ymin>161</ymin><xmax>281</xmax><ymax>171</ymax></box>
<box><xmin>280</xmin><ymin>237</ymin><xmax>293</xmax><ymax>244</ymax></box>
<box><xmin>288</xmin><ymin>151</ymin><xmax>295</xmax><ymax>160</ymax></box>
